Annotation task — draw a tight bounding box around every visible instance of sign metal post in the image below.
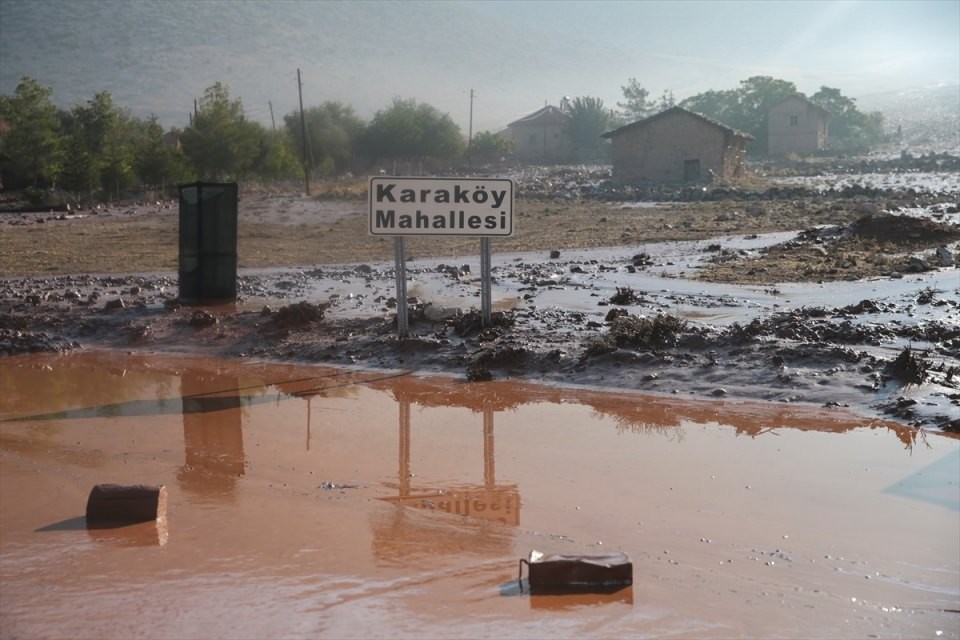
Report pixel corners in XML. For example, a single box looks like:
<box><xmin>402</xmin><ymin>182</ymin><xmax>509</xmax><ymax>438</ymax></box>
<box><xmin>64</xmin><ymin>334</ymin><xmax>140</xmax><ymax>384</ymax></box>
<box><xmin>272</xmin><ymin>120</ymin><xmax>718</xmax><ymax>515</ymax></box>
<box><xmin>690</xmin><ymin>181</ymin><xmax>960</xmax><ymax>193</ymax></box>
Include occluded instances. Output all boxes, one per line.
<box><xmin>480</xmin><ymin>237</ymin><xmax>492</xmax><ymax>326</ymax></box>
<box><xmin>369</xmin><ymin>177</ymin><xmax>513</xmax><ymax>338</ymax></box>
<box><xmin>394</xmin><ymin>236</ymin><xmax>408</xmax><ymax>337</ymax></box>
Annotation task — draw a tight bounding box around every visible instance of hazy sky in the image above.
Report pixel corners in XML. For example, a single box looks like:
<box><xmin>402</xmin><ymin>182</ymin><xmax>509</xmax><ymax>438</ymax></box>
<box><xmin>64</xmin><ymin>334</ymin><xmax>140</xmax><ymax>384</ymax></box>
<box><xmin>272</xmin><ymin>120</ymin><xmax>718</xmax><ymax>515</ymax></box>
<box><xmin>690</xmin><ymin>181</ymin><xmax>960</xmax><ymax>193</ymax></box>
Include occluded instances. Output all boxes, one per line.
<box><xmin>1</xmin><ymin>0</ymin><xmax>957</xmax><ymax>134</ymax></box>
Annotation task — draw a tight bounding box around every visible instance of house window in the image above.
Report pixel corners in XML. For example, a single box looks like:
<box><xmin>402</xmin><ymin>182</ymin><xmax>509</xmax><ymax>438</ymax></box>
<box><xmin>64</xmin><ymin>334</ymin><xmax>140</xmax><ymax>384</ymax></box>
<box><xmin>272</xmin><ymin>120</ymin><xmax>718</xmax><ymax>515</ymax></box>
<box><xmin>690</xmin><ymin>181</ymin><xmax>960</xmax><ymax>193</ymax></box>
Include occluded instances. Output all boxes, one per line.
<box><xmin>790</xmin><ymin>115</ymin><xmax>799</xmax><ymax>126</ymax></box>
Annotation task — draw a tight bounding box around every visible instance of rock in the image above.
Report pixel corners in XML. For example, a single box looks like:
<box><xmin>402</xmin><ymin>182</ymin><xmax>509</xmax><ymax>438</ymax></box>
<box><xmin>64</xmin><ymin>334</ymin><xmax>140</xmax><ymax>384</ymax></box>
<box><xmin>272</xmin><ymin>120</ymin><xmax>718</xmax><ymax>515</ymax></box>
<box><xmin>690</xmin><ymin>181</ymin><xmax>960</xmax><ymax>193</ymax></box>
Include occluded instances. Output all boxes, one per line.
<box><xmin>605</xmin><ymin>308</ymin><xmax>628</xmax><ymax>322</ymax></box>
<box><xmin>423</xmin><ymin>304</ymin><xmax>461</xmax><ymax>322</ymax></box>
<box><xmin>466</xmin><ymin>361</ymin><xmax>493</xmax><ymax>382</ymax></box>
<box><xmin>934</xmin><ymin>246</ymin><xmax>954</xmax><ymax>266</ymax></box>
<box><xmin>550</xmin><ymin>250</ymin><xmax>561</xmax><ymax>259</ymax></box>
<box><xmin>190</xmin><ymin>310</ymin><xmax>217</xmax><ymax>327</ymax></box>
<box><xmin>272</xmin><ymin>301</ymin><xmax>326</xmax><ymax>327</ymax></box>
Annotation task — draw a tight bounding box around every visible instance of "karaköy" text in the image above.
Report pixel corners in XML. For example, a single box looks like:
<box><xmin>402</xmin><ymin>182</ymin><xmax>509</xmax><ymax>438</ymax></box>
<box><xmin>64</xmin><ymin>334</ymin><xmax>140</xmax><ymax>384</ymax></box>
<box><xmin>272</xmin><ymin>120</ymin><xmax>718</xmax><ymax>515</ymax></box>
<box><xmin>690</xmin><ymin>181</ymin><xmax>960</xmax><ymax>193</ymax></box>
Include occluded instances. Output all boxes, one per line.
<box><xmin>375</xmin><ymin>183</ymin><xmax>508</xmax><ymax>210</ymax></box>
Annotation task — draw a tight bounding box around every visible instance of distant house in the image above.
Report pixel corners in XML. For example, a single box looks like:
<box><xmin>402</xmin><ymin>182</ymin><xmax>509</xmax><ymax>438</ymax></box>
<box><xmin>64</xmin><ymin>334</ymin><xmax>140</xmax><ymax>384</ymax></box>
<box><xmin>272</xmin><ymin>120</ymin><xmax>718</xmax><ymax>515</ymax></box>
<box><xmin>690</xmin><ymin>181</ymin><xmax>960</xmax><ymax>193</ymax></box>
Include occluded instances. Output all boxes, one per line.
<box><xmin>767</xmin><ymin>95</ymin><xmax>830</xmax><ymax>156</ymax></box>
<box><xmin>162</xmin><ymin>130</ymin><xmax>182</xmax><ymax>150</ymax></box>
<box><xmin>501</xmin><ymin>103</ymin><xmax>571</xmax><ymax>163</ymax></box>
<box><xmin>601</xmin><ymin>106</ymin><xmax>753</xmax><ymax>184</ymax></box>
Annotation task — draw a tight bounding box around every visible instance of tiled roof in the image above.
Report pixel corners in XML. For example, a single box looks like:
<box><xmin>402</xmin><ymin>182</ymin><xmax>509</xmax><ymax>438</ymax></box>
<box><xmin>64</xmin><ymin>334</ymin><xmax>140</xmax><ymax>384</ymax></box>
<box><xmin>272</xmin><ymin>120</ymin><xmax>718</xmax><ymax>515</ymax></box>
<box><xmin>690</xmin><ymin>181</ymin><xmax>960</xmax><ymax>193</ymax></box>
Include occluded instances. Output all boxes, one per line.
<box><xmin>602</xmin><ymin>106</ymin><xmax>754</xmax><ymax>140</ymax></box>
<box><xmin>508</xmin><ymin>105</ymin><xmax>570</xmax><ymax>127</ymax></box>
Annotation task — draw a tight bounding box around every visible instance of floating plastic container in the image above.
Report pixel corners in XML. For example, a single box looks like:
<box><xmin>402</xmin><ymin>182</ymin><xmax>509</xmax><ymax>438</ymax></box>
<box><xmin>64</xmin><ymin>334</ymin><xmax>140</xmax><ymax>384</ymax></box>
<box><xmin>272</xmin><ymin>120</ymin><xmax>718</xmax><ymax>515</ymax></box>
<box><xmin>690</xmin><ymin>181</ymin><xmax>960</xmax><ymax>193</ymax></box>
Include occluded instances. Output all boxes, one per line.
<box><xmin>518</xmin><ymin>549</ymin><xmax>633</xmax><ymax>592</ymax></box>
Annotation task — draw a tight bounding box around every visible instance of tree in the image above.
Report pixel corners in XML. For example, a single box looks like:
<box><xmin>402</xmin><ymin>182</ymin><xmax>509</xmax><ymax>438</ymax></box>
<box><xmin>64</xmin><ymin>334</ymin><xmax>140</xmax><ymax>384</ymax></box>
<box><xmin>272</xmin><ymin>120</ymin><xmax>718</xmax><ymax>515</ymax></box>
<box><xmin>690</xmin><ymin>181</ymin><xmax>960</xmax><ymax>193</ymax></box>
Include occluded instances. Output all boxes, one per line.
<box><xmin>180</xmin><ymin>83</ymin><xmax>262</xmax><ymax>180</ymax></box>
<box><xmin>69</xmin><ymin>91</ymin><xmax>118</xmax><ymax>156</ymax></box>
<box><xmin>564</xmin><ymin>96</ymin><xmax>613</xmax><ymax>163</ymax></box>
<box><xmin>85</xmin><ymin>93</ymin><xmax>138</xmax><ymax>198</ymax></box>
<box><xmin>653</xmin><ymin>90</ymin><xmax>676</xmax><ymax>112</ymax></box>
<box><xmin>59</xmin><ymin>91</ymin><xmax>147</xmax><ymax>199</ymax></box>
<box><xmin>680</xmin><ymin>76</ymin><xmax>797</xmax><ymax>153</ymax></box>
<box><xmin>360</xmin><ymin>98</ymin><xmax>464</xmax><ymax>165</ymax></box>
<box><xmin>617</xmin><ymin>78</ymin><xmax>653</xmax><ymax>122</ymax></box>
<box><xmin>737</xmin><ymin>76</ymin><xmax>797</xmax><ymax>123</ymax></box>
<box><xmin>811</xmin><ymin>86</ymin><xmax>884</xmax><ymax>151</ymax></box>
<box><xmin>251</xmin><ymin>129</ymin><xmax>301</xmax><ymax>181</ymax></box>
<box><xmin>468</xmin><ymin>131</ymin><xmax>515</xmax><ymax>164</ymax></box>
<box><xmin>679</xmin><ymin>88</ymin><xmax>740</xmax><ymax>127</ymax></box>
<box><xmin>285</xmin><ymin>101</ymin><xmax>365</xmax><ymax>176</ymax></box>
<box><xmin>0</xmin><ymin>76</ymin><xmax>63</xmax><ymax>188</ymax></box>
<box><xmin>133</xmin><ymin>118</ymin><xmax>191</xmax><ymax>192</ymax></box>
<box><xmin>735</xmin><ymin>76</ymin><xmax>797</xmax><ymax>152</ymax></box>
<box><xmin>58</xmin><ymin>133</ymin><xmax>99</xmax><ymax>197</ymax></box>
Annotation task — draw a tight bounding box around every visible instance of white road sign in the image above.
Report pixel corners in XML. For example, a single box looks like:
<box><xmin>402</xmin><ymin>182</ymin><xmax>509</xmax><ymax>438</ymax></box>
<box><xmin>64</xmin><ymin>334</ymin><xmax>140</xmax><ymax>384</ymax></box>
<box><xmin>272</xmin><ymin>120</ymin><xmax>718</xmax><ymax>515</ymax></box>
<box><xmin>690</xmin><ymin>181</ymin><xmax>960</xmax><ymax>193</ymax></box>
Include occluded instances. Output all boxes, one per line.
<box><xmin>369</xmin><ymin>177</ymin><xmax>514</xmax><ymax>237</ymax></box>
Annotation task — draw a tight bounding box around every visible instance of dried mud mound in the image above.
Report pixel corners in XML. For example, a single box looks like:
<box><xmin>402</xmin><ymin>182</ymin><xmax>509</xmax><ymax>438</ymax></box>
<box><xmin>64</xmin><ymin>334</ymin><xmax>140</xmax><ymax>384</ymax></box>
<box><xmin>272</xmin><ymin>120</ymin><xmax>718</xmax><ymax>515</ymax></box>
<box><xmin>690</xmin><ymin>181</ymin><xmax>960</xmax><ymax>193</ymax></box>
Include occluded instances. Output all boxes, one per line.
<box><xmin>850</xmin><ymin>213</ymin><xmax>960</xmax><ymax>246</ymax></box>
<box><xmin>700</xmin><ymin>213</ymin><xmax>960</xmax><ymax>284</ymax></box>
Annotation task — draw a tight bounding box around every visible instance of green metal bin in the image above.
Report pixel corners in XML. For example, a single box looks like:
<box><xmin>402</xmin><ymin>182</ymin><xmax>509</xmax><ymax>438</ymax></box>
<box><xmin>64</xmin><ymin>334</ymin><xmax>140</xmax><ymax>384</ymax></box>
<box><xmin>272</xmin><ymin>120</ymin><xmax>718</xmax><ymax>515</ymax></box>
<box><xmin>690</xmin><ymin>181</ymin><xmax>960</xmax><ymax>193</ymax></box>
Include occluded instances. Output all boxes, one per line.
<box><xmin>178</xmin><ymin>182</ymin><xmax>238</xmax><ymax>302</ymax></box>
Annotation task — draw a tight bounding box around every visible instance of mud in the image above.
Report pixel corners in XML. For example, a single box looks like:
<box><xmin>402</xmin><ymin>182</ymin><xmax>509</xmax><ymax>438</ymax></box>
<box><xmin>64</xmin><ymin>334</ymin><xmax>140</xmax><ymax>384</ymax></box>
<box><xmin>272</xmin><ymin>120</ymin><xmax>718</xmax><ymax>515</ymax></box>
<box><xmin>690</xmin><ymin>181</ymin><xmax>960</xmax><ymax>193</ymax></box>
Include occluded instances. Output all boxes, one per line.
<box><xmin>2</xmin><ymin>158</ymin><xmax>959</xmax><ymax>433</ymax></box>
<box><xmin>2</xmin><ymin>210</ymin><xmax>958</xmax><ymax>431</ymax></box>
<box><xmin>1</xmin><ymin>351</ymin><xmax>958</xmax><ymax>639</ymax></box>
<box><xmin>2</xmin><ymin>159</ymin><xmax>959</xmax><ymax>638</ymax></box>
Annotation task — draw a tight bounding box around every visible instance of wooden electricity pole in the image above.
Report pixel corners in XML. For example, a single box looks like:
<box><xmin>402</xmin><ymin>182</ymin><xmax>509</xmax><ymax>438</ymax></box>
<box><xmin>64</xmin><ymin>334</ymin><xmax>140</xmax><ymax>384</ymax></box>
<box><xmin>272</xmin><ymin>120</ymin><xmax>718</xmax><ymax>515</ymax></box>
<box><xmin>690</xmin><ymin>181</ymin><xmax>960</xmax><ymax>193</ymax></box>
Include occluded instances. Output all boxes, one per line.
<box><xmin>468</xmin><ymin>88</ymin><xmax>474</xmax><ymax>169</ymax></box>
<box><xmin>297</xmin><ymin>68</ymin><xmax>310</xmax><ymax>196</ymax></box>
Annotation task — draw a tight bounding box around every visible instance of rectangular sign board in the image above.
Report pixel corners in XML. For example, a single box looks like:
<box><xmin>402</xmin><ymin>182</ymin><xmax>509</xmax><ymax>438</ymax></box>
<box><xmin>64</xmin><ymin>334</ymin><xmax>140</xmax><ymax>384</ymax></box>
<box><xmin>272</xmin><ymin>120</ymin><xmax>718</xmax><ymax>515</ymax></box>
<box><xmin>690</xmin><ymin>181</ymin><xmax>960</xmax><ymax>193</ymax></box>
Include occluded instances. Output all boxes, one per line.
<box><xmin>369</xmin><ymin>176</ymin><xmax>514</xmax><ymax>237</ymax></box>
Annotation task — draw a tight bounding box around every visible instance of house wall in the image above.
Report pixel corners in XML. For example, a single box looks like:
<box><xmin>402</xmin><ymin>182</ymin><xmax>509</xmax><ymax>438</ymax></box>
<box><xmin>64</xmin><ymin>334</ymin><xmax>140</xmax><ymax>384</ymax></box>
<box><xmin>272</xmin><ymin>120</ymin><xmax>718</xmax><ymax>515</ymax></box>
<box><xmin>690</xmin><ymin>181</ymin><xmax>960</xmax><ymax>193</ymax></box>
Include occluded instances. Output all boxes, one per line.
<box><xmin>768</xmin><ymin>96</ymin><xmax>828</xmax><ymax>156</ymax></box>
<box><xmin>610</xmin><ymin>111</ymin><xmax>744</xmax><ymax>184</ymax></box>
<box><xmin>504</xmin><ymin>112</ymin><xmax>570</xmax><ymax>163</ymax></box>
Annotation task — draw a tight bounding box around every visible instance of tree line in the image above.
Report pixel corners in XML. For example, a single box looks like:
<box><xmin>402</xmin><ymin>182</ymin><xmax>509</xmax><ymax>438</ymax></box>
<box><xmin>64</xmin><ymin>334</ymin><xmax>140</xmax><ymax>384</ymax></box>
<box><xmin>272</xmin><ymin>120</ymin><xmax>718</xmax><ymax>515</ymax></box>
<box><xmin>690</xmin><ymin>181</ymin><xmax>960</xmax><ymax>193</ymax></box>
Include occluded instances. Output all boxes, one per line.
<box><xmin>0</xmin><ymin>77</ymin><xmax>509</xmax><ymax>200</ymax></box>
<box><xmin>0</xmin><ymin>74</ymin><xmax>885</xmax><ymax>200</ymax></box>
<box><xmin>569</xmin><ymin>76</ymin><xmax>885</xmax><ymax>163</ymax></box>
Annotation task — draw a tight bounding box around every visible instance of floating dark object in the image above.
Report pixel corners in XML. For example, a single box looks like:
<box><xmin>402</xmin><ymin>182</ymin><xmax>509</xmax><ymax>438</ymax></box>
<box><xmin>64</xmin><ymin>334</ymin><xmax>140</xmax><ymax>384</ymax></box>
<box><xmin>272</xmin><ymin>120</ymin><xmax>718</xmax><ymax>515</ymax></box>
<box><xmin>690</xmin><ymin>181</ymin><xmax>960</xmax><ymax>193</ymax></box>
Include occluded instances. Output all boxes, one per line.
<box><xmin>86</xmin><ymin>484</ymin><xmax>167</xmax><ymax>526</ymax></box>
<box><xmin>518</xmin><ymin>550</ymin><xmax>633</xmax><ymax>592</ymax></box>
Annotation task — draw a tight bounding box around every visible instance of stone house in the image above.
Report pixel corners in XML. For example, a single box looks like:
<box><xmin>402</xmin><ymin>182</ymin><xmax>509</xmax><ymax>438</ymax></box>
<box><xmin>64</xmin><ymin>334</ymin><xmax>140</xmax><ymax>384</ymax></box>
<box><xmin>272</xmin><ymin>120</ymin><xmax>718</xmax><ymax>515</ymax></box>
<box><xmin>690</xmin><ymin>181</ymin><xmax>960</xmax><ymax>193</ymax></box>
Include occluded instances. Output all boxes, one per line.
<box><xmin>501</xmin><ymin>103</ymin><xmax>572</xmax><ymax>163</ymax></box>
<box><xmin>767</xmin><ymin>95</ymin><xmax>830</xmax><ymax>156</ymax></box>
<box><xmin>601</xmin><ymin>106</ymin><xmax>753</xmax><ymax>184</ymax></box>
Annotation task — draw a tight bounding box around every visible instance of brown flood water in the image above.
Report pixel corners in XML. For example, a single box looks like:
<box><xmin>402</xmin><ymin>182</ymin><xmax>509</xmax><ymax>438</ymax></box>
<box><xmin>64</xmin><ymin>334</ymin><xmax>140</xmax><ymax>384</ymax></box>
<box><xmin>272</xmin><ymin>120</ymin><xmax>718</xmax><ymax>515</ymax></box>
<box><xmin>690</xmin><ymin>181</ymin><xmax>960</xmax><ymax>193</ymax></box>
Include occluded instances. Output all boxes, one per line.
<box><xmin>1</xmin><ymin>350</ymin><xmax>958</xmax><ymax>640</ymax></box>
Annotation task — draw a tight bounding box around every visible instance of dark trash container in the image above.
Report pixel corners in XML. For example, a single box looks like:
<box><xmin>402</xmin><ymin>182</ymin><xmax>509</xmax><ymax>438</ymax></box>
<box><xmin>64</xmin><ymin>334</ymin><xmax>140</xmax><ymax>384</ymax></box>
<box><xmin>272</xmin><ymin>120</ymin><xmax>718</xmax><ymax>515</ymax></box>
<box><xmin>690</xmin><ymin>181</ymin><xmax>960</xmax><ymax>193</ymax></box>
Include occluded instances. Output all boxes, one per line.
<box><xmin>178</xmin><ymin>182</ymin><xmax>238</xmax><ymax>302</ymax></box>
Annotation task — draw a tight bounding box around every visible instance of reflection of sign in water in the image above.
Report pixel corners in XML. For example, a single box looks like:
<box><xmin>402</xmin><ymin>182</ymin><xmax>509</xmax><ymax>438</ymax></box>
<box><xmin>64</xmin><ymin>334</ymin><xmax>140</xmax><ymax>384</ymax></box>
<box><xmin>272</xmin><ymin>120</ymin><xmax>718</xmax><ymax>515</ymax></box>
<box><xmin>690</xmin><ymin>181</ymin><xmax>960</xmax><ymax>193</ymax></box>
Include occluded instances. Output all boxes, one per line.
<box><xmin>383</xmin><ymin>487</ymin><xmax>520</xmax><ymax>526</ymax></box>
<box><xmin>382</xmin><ymin>393</ymin><xmax>521</xmax><ymax>525</ymax></box>
<box><xmin>373</xmin><ymin>391</ymin><xmax>521</xmax><ymax>561</ymax></box>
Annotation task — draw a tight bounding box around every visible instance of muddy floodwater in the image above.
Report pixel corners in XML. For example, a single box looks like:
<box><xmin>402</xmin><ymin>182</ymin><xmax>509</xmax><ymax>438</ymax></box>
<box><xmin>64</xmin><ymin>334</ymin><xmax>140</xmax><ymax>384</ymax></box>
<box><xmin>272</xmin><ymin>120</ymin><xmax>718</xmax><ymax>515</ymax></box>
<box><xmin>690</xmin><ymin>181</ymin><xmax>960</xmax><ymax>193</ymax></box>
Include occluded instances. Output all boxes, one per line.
<box><xmin>1</xmin><ymin>351</ymin><xmax>958</xmax><ymax>639</ymax></box>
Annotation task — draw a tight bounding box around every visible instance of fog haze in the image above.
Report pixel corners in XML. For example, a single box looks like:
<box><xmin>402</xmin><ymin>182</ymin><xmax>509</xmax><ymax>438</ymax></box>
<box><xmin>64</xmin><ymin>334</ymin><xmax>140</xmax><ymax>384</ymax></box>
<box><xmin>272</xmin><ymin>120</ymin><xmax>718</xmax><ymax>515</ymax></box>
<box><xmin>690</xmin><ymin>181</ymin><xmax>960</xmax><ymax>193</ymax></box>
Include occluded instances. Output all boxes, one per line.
<box><xmin>1</xmin><ymin>0</ymin><xmax>957</xmax><ymax>133</ymax></box>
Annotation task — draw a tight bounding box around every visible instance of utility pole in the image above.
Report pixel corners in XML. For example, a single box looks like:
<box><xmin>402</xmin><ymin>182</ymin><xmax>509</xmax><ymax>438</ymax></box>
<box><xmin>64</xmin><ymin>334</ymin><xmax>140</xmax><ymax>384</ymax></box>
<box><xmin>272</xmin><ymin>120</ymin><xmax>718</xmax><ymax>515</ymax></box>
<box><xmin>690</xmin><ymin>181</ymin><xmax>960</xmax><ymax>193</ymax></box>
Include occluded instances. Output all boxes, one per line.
<box><xmin>468</xmin><ymin>89</ymin><xmax>474</xmax><ymax>169</ymax></box>
<box><xmin>297</xmin><ymin>68</ymin><xmax>310</xmax><ymax>196</ymax></box>
<box><xmin>268</xmin><ymin>100</ymin><xmax>276</xmax><ymax>131</ymax></box>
